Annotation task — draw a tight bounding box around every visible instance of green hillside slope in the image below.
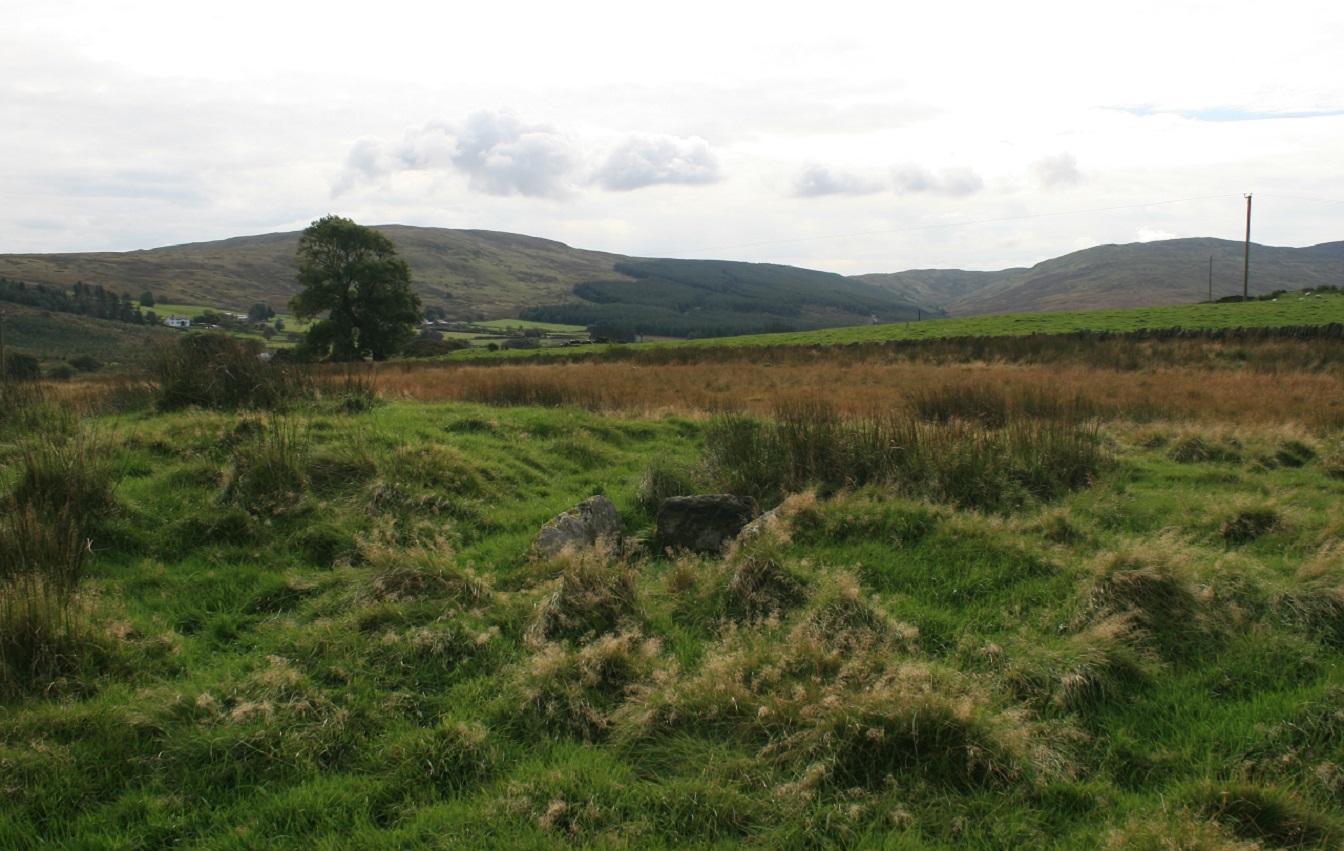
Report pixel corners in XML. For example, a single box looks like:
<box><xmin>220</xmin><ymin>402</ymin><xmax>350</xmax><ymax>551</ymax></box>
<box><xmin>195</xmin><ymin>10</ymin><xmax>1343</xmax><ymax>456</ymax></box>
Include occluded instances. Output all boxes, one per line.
<box><xmin>6</xmin><ymin>229</ymin><xmax>1342</xmax><ymax>328</ymax></box>
<box><xmin>906</xmin><ymin>239</ymin><xmax>1344</xmax><ymax>316</ymax></box>
<box><xmin>0</xmin><ymin>302</ymin><xmax>176</xmax><ymax>365</ymax></box>
<box><xmin>522</xmin><ymin>258</ymin><xmax>919</xmax><ymax>339</ymax></box>
<box><xmin>852</xmin><ymin>267</ymin><xmax>1024</xmax><ymax>315</ymax></box>
<box><xmin>0</xmin><ymin>227</ymin><xmax>637</xmax><ymax>321</ymax></box>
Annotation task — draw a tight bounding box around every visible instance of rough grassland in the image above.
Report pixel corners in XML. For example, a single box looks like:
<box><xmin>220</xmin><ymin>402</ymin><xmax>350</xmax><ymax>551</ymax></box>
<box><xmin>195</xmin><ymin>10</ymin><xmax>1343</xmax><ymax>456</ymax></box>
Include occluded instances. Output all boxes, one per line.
<box><xmin>3</xmin><ymin>337</ymin><xmax>1344</xmax><ymax>848</ymax></box>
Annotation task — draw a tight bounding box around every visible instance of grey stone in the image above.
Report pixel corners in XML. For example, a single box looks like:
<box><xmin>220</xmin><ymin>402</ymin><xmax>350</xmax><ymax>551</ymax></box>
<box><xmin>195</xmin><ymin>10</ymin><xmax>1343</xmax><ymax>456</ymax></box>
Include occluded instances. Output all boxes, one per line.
<box><xmin>534</xmin><ymin>495</ymin><xmax>623</xmax><ymax>557</ymax></box>
<box><xmin>657</xmin><ymin>494</ymin><xmax>761</xmax><ymax>554</ymax></box>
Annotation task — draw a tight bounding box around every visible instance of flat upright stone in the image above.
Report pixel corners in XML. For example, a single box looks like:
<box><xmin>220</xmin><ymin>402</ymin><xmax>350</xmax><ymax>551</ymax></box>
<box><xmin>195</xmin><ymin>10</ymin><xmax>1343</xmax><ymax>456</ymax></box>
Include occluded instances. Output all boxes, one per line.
<box><xmin>533</xmin><ymin>495</ymin><xmax>623</xmax><ymax>558</ymax></box>
<box><xmin>656</xmin><ymin>494</ymin><xmax>761</xmax><ymax>554</ymax></box>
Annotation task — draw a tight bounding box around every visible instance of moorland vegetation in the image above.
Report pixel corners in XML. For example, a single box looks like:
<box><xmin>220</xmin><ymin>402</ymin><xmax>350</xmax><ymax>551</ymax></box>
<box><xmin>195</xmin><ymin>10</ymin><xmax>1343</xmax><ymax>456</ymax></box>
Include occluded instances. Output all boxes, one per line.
<box><xmin>3</xmin><ymin>318</ymin><xmax>1344</xmax><ymax>848</ymax></box>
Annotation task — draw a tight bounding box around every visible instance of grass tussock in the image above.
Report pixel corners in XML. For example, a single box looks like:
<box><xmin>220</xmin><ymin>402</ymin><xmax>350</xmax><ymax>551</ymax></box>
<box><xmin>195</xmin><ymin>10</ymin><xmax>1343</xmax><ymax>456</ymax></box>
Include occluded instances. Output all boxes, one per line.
<box><xmin>1000</xmin><ymin>615</ymin><xmax>1157</xmax><ymax>713</ymax></box>
<box><xmin>9</xmin><ymin>429</ymin><xmax>121</xmax><ymax>522</ymax></box>
<box><xmin>306</xmin><ymin>453</ymin><xmax>378</xmax><ymax>496</ymax></box>
<box><xmin>0</xmin><ymin>549</ymin><xmax>105</xmax><ymax>699</ymax></box>
<box><xmin>1221</xmin><ymin>505</ymin><xmax>1283</xmax><ymax>545</ymax></box>
<box><xmin>1078</xmin><ymin>538</ymin><xmax>1209</xmax><ymax>661</ymax></box>
<box><xmin>353</xmin><ymin>525</ymin><xmax>491</xmax><ymax>608</ymax></box>
<box><xmin>721</xmin><ymin>526</ymin><xmax>808</xmax><ymax>623</ymax></box>
<box><xmin>0</xmin><ymin>381</ymin><xmax>78</xmax><ymax>438</ymax></box>
<box><xmin>527</xmin><ymin>544</ymin><xmax>642</xmax><ymax>645</ymax></box>
<box><xmin>1182</xmin><ymin>780</ymin><xmax>1341</xmax><ymax>849</ymax></box>
<box><xmin>634</xmin><ymin>453</ymin><xmax>702</xmax><ymax>515</ymax></box>
<box><xmin>218</xmin><ymin>414</ymin><xmax>310</xmax><ymax>516</ymax></box>
<box><xmin>800</xmin><ymin>568</ymin><xmax>919</xmax><ymax>652</ymax></box>
<box><xmin>0</xmin><ymin>428</ymin><xmax>120</xmax><ymax>698</ymax></box>
<box><xmin>1104</xmin><ymin>807</ymin><xmax>1265</xmax><ymax>850</ymax></box>
<box><xmin>1272</xmin><ymin>561</ymin><xmax>1344</xmax><ymax>648</ymax></box>
<box><xmin>705</xmin><ymin>396</ymin><xmax>1105</xmax><ymax>511</ymax></box>
<box><xmin>376</xmin><ymin>720</ymin><xmax>499</xmax><ymax>797</ymax></box>
<box><xmin>311</xmin><ymin>364</ymin><xmax>383</xmax><ymax>413</ymax></box>
<box><xmin>514</xmin><ymin>629</ymin><xmax>664</xmax><ymax>741</ymax></box>
<box><xmin>615</xmin><ymin>618</ymin><xmax>1068</xmax><ymax>793</ymax></box>
<box><xmin>1171</xmin><ymin>435</ymin><xmax>1243</xmax><ymax>464</ymax></box>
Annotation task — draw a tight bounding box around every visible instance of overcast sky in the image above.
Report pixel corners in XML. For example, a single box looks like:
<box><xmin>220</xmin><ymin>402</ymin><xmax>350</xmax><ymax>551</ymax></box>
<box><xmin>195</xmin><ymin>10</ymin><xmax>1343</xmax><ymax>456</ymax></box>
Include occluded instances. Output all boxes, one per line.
<box><xmin>4</xmin><ymin>0</ymin><xmax>1343</xmax><ymax>275</ymax></box>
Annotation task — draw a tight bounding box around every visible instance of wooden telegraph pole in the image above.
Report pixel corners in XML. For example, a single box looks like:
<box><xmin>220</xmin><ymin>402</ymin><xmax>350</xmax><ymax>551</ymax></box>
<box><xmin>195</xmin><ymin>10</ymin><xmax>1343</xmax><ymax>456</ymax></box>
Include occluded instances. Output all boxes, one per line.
<box><xmin>1208</xmin><ymin>255</ymin><xmax>1213</xmax><ymax>303</ymax></box>
<box><xmin>1243</xmin><ymin>194</ymin><xmax>1252</xmax><ymax>302</ymax></box>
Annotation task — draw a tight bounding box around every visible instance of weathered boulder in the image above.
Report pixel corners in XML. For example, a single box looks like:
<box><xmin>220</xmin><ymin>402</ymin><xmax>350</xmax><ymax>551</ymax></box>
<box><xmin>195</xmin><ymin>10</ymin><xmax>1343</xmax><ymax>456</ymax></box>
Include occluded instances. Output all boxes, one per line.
<box><xmin>735</xmin><ymin>507</ymin><xmax>781</xmax><ymax>544</ymax></box>
<box><xmin>534</xmin><ymin>495</ymin><xmax>623</xmax><ymax>557</ymax></box>
<box><xmin>656</xmin><ymin>494</ymin><xmax>761</xmax><ymax>554</ymax></box>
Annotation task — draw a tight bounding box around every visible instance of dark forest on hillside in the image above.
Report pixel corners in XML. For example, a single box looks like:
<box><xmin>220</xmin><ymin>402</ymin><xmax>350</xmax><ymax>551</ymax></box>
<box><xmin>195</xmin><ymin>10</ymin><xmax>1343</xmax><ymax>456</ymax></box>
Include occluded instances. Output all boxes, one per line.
<box><xmin>0</xmin><ymin>277</ymin><xmax>156</xmax><ymax>326</ymax></box>
<box><xmin>521</xmin><ymin>259</ymin><xmax>921</xmax><ymax>339</ymax></box>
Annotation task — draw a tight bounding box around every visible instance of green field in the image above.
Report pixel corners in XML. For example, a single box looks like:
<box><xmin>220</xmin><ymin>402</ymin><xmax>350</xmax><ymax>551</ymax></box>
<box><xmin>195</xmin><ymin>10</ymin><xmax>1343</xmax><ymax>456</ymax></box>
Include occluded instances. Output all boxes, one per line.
<box><xmin>4</xmin><ymin>330</ymin><xmax>1344</xmax><ymax>847</ymax></box>
<box><xmin>668</xmin><ymin>289</ymin><xmax>1344</xmax><ymax>349</ymax></box>
<box><xmin>438</xmin><ymin>289</ymin><xmax>1344</xmax><ymax>363</ymax></box>
<box><xmin>470</xmin><ymin>319</ymin><xmax>588</xmax><ymax>333</ymax></box>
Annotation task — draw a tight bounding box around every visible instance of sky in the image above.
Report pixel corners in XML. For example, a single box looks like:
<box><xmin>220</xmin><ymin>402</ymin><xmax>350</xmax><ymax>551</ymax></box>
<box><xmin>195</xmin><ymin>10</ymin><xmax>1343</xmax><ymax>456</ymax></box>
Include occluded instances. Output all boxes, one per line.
<box><xmin>4</xmin><ymin>0</ymin><xmax>1344</xmax><ymax>275</ymax></box>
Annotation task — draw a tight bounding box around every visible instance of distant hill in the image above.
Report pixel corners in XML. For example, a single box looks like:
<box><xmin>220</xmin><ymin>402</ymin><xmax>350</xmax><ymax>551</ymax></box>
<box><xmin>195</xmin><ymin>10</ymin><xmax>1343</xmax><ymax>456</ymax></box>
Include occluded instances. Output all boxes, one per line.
<box><xmin>0</xmin><ymin>227</ymin><xmax>637</xmax><ymax>322</ymax></box>
<box><xmin>861</xmin><ymin>238</ymin><xmax>1344</xmax><ymax>316</ymax></box>
<box><xmin>521</xmin><ymin>258</ymin><xmax>918</xmax><ymax>339</ymax></box>
<box><xmin>0</xmin><ymin>227</ymin><xmax>921</xmax><ymax>340</ymax></box>
<box><xmin>5</xmin><ymin>229</ymin><xmax>1342</xmax><ymax>331</ymax></box>
<box><xmin>852</xmin><ymin>268</ymin><xmax>1024</xmax><ymax>315</ymax></box>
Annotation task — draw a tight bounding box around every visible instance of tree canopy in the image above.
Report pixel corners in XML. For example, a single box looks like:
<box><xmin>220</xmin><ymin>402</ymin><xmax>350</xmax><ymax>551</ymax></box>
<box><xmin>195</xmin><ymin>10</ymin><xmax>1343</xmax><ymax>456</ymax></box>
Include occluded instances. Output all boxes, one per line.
<box><xmin>290</xmin><ymin>216</ymin><xmax>422</xmax><ymax>361</ymax></box>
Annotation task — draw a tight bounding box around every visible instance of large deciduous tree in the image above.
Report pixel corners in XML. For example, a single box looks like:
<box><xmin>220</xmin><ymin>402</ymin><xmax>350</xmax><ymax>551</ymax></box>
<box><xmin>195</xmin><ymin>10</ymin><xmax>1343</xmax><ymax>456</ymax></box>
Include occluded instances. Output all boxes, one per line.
<box><xmin>290</xmin><ymin>215</ymin><xmax>422</xmax><ymax>361</ymax></box>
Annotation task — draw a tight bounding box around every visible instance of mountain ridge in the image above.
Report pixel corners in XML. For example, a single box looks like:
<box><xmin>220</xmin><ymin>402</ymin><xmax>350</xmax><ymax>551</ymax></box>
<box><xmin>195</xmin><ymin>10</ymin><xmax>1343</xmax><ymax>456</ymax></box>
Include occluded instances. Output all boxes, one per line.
<box><xmin>916</xmin><ymin>237</ymin><xmax>1344</xmax><ymax>316</ymax></box>
<box><xmin>3</xmin><ymin>228</ymin><xmax>1341</xmax><ymax>324</ymax></box>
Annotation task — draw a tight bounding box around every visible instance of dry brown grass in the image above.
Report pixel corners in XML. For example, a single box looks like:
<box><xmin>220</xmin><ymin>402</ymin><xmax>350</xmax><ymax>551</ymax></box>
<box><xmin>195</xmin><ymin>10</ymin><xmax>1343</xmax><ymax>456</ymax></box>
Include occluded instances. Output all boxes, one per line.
<box><xmin>44</xmin><ymin>335</ymin><xmax>1344</xmax><ymax>428</ymax></box>
<box><xmin>358</xmin><ymin>357</ymin><xmax>1342</xmax><ymax>427</ymax></box>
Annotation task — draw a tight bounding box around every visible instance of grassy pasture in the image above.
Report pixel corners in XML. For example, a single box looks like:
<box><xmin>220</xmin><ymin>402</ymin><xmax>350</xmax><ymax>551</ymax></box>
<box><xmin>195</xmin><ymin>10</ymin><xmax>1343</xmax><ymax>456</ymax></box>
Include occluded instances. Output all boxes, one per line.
<box><xmin>662</xmin><ymin>288</ymin><xmax>1344</xmax><ymax>349</ymax></box>
<box><xmin>4</xmin><ymin>329</ymin><xmax>1344</xmax><ymax>847</ymax></box>
<box><xmin>436</xmin><ymin>287</ymin><xmax>1344</xmax><ymax>362</ymax></box>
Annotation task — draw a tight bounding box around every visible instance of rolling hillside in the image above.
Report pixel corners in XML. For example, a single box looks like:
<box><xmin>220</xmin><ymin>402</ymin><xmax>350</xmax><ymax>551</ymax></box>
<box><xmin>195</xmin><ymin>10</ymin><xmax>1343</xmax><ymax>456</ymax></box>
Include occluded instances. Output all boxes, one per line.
<box><xmin>852</xmin><ymin>268</ymin><xmax>1023</xmax><ymax>316</ymax></box>
<box><xmin>861</xmin><ymin>238</ymin><xmax>1344</xmax><ymax>316</ymax></box>
<box><xmin>4</xmin><ymin>229</ymin><xmax>1342</xmax><ymax>330</ymax></box>
<box><xmin>0</xmin><ymin>227</ymin><xmax>636</xmax><ymax>322</ymax></box>
<box><xmin>0</xmin><ymin>301</ymin><xmax>177</xmax><ymax>365</ymax></box>
<box><xmin>521</xmin><ymin>258</ymin><xmax>919</xmax><ymax>338</ymax></box>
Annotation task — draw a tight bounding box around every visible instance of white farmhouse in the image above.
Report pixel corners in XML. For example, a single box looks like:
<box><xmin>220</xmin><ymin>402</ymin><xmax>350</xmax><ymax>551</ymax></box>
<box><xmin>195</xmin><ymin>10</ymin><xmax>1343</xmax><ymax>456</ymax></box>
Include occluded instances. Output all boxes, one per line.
<box><xmin>164</xmin><ymin>316</ymin><xmax>192</xmax><ymax>328</ymax></box>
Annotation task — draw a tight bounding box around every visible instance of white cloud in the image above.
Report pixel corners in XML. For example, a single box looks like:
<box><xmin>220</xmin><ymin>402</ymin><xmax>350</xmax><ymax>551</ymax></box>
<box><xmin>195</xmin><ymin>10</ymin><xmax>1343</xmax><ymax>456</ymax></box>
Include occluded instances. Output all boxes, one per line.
<box><xmin>333</xmin><ymin>112</ymin><xmax>582</xmax><ymax>200</ymax></box>
<box><xmin>4</xmin><ymin>2</ymin><xmax>1344</xmax><ymax>273</ymax></box>
<box><xmin>1137</xmin><ymin>226</ymin><xmax>1178</xmax><ymax>242</ymax></box>
<box><xmin>792</xmin><ymin>164</ymin><xmax>886</xmax><ymax>197</ymax></box>
<box><xmin>451</xmin><ymin>111</ymin><xmax>579</xmax><ymax>199</ymax></box>
<box><xmin>592</xmin><ymin>134</ymin><xmax>720</xmax><ymax>191</ymax></box>
<box><xmin>891</xmin><ymin>164</ymin><xmax>984</xmax><ymax>197</ymax></box>
<box><xmin>1032</xmin><ymin>152</ymin><xmax>1082</xmax><ymax>188</ymax></box>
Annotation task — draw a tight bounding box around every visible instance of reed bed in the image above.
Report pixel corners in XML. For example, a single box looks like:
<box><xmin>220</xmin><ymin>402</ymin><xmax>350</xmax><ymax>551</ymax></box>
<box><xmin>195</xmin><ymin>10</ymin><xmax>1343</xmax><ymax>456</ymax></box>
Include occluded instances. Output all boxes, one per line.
<box><xmin>365</xmin><ymin>358</ymin><xmax>1344</xmax><ymax>427</ymax></box>
<box><xmin>703</xmin><ymin>389</ymin><xmax>1106</xmax><ymax>511</ymax></box>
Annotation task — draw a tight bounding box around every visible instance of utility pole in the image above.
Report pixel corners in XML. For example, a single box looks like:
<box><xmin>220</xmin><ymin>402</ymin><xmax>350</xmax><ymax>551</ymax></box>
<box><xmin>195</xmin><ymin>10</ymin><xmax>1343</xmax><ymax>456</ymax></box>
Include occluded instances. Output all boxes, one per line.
<box><xmin>1208</xmin><ymin>255</ymin><xmax>1213</xmax><ymax>303</ymax></box>
<box><xmin>0</xmin><ymin>308</ymin><xmax>6</xmax><ymax>383</ymax></box>
<box><xmin>1243</xmin><ymin>194</ymin><xmax>1252</xmax><ymax>302</ymax></box>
